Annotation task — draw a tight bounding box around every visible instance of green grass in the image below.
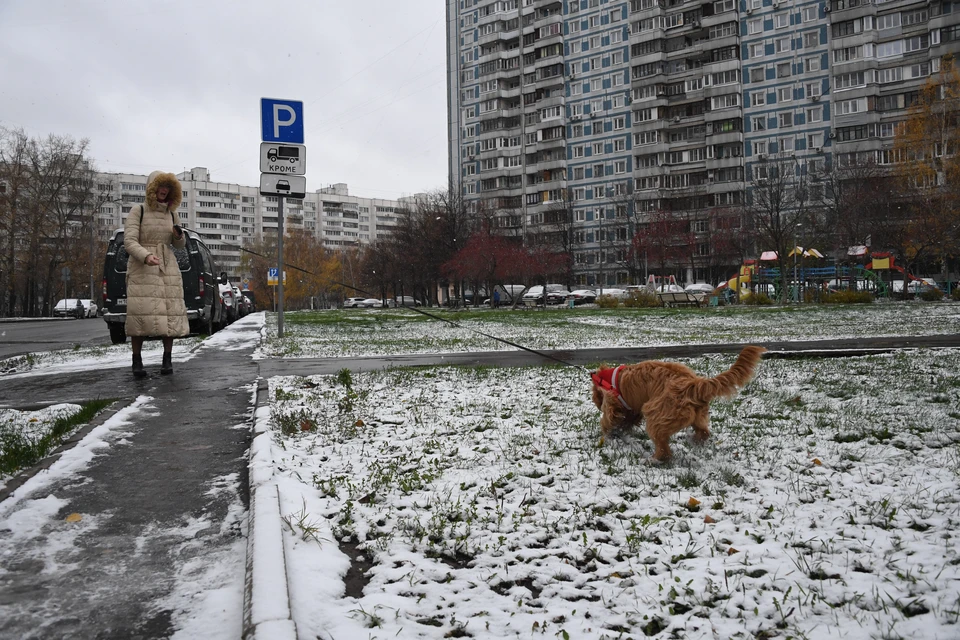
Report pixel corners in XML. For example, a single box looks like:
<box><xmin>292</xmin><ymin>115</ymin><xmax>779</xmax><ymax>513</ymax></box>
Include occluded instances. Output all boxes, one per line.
<box><xmin>0</xmin><ymin>398</ymin><xmax>114</xmax><ymax>476</ymax></box>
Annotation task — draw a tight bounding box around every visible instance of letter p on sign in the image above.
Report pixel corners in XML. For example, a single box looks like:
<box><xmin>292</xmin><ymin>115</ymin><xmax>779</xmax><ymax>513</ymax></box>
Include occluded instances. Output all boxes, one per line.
<box><xmin>260</xmin><ymin>98</ymin><xmax>304</xmax><ymax>144</ymax></box>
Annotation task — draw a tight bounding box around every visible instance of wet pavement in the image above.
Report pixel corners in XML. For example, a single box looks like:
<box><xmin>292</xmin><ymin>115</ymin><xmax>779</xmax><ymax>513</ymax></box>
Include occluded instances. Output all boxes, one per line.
<box><xmin>0</xmin><ymin>322</ymin><xmax>259</xmax><ymax>639</ymax></box>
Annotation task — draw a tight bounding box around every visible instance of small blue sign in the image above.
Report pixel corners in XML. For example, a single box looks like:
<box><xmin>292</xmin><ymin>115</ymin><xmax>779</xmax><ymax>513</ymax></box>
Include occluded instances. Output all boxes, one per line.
<box><xmin>261</xmin><ymin>98</ymin><xmax>304</xmax><ymax>144</ymax></box>
<box><xmin>268</xmin><ymin>268</ymin><xmax>279</xmax><ymax>278</ymax></box>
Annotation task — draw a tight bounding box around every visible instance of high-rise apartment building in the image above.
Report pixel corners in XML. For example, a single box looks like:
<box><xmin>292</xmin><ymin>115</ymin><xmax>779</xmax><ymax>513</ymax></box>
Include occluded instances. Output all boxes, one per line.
<box><xmin>92</xmin><ymin>169</ymin><xmax>404</xmax><ymax>280</ymax></box>
<box><xmin>447</xmin><ymin>0</ymin><xmax>960</xmax><ymax>286</ymax></box>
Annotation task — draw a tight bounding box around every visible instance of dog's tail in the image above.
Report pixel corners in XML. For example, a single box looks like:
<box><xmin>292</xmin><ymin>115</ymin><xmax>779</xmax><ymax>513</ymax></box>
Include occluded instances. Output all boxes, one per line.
<box><xmin>687</xmin><ymin>345</ymin><xmax>766</xmax><ymax>402</ymax></box>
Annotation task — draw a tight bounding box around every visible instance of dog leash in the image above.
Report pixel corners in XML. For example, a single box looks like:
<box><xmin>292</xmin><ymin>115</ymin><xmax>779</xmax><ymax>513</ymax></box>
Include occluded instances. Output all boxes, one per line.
<box><xmin>183</xmin><ymin>228</ymin><xmax>592</xmax><ymax>373</ymax></box>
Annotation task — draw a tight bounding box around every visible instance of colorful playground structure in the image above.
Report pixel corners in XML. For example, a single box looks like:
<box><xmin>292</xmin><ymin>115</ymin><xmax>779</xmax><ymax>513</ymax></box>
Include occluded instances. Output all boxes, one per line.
<box><xmin>719</xmin><ymin>250</ymin><xmax>925</xmax><ymax>300</ymax></box>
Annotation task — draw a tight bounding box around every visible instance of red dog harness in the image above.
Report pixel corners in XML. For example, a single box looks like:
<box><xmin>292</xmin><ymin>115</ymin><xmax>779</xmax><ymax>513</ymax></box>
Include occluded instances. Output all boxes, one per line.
<box><xmin>591</xmin><ymin>366</ymin><xmax>633</xmax><ymax>411</ymax></box>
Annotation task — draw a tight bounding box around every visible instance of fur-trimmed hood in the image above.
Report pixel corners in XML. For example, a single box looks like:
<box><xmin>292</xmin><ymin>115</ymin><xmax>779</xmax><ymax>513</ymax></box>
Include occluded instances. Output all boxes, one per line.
<box><xmin>145</xmin><ymin>171</ymin><xmax>182</xmax><ymax>212</ymax></box>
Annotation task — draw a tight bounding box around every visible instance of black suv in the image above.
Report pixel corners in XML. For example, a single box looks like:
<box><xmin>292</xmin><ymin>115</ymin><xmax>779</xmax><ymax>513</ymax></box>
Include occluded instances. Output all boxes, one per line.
<box><xmin>101</xmin><ymin>228</ymin><xmax>225</xmax><ymax>344</ymax></box>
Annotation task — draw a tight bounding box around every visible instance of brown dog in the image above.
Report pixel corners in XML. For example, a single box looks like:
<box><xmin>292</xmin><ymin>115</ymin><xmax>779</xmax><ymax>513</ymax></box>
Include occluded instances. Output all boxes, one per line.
<box><xmin>591</xmin><ymin>346</ymin><xmax>766</xmax><ymax>460</ymax></box>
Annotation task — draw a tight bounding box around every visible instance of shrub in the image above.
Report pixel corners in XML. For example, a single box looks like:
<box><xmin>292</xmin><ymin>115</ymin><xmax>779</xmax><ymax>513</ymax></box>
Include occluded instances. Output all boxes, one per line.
<box><xmin>623</xmin><ymin>290</ymin><xmax>660</xmax><ymax>308</ymax></box>
<box><xmin>952</xmin><ymin>287</ymin><xmax>960</xmax><ymax>301</ymax></box>
<box><xmin>742</xmin><ymin>292</ymin><xmax>775</xmax><ymax>305</ymax></box>
<box><xmin>920</xmin><ymin>289</ymin><xmax>945</xmax><ymax>302</ymax></box>
<box><xmin>821</xmin><ymin>290</ymin><xmax>874</xmax><ymax>304</ymax></box>
<box><xmin>596</xmin><ymin>294</ymin><xmax>620</xmax><ymax>309</ymax></box>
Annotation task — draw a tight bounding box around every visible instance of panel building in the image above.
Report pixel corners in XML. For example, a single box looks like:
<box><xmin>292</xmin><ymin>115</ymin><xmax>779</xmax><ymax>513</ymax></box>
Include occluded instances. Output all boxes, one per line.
<box><xmin>92</xmin><ymin>169</ymin><xmax>404</xmax><ymax>281</ymax></box>
<box><xmin>447</xmin><ymin>0</ymin><xmax>960</xmax><ymax>285</ymax></box>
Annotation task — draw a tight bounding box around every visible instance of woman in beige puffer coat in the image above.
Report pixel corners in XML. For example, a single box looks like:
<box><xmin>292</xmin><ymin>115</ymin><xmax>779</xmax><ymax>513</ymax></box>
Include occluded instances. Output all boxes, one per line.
<box><xmin>124</xmin><ymin>171</ymin><xmax>188</xmax><ymax>377</ymax></box>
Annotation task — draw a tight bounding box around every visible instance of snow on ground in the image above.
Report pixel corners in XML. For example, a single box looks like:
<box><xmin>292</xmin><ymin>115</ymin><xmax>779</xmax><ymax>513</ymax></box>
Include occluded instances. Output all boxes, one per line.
<box><xmin>255</xmin><ymin>302</ymin><xmax>960</xmax><ymax>359</ymax></box>
<box><xmin>261</xmin><ymin>348</ymin><xmax>960</xmax><ymax>639</ymax></box>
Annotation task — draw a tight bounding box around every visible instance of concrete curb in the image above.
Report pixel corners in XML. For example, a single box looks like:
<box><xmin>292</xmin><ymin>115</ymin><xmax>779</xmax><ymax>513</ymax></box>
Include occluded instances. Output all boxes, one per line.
<box><xmin>242</xmin><ymin>377</ymin><xmax>297</xmax><ymax>640</ymax></box>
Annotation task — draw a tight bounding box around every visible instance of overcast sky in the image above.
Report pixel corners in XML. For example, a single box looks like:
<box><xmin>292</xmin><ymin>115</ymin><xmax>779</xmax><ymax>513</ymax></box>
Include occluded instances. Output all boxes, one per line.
<box><xmin>0</xmin><ymin>1</ymin><xmax>449</xmax><ymax>200</ymax></box>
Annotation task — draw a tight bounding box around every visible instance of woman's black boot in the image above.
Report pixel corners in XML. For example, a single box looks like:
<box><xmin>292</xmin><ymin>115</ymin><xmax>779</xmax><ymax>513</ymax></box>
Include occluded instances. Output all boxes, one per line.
<box><xmin>161</xmin><ymin>352</ymin><xmax>173</xmax><ymax>375</ymax></box>
<box><xmin>132</xmin><ymin>354</ymin><xmax>146</xmax><ymax>378</ymax></box>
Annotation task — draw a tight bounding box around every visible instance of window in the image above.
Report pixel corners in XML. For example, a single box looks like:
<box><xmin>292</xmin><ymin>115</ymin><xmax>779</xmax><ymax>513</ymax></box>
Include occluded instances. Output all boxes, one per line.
<box><xmin>748</xmin><ymin>18</ymin><xmax>763</xmax><ymax>35</ymax></box>
<box><xmin>750</xmin><ymin>67</ymin><xmax>765</xmax><ymax>82</ymax></box>
<box><xmin>902</xmin><ymin>9</ymin><xmax>928</xmax><ymax>26</ymax></box>
<box><xmin>777</xmin><ymin>62</ymin><xmax>791</xmax><ymax>78</ymax></box>
<box><xmin>905</xmin><ymin>34</ymin><xmax>930</xmax><ymax>52</ymax></box>
<box><xmin>877</xmin><ymin>40</ymin><xmax>903</xmax><ymax>58</ymax></box>
<box><xmin>803</xmin><ymin>6</ymin><xmax>817</xmax><ymax>21</ymax></box>
<box><xmin>591</xmin><ymin>77</ymin><xmax>603</xmax><ymax>91</ymax></box>
<box><xmin>611</xmin><ymin>29</ymin><xmax>623</xmax><ymax>43</ymax></box>
<box><xmin>753</xmin><ymin>141</ymin><xmax>768</xmax><ymax>155</ymax></box>
<box><xmin>751</xmin><ymin>115</ymin><xmax>767</xmax><ymax>131</ymax></box>
<box><xmin>834</xmin><ymin>45</ymin><xmax>864</xmax><ymax>63</ymax></box>
<box><xmin>806</xmin><ymin>106</ymin><xmax>823</xmax><ymax>122</ymax></box>
<box><xmin>592</xmin><ymin>141</ymin><xmax>604</xmax><ymax>155</ymax></box>
<box><xmin>779</xmin><ymin>137</ymin><xmax>794</xmax><ymax>152</ymax></box>
<box><xmin>836</xmin><ymin>97</ymin><xmax>867</xmax><ymax>115</ymax></box>
<box><xmin>590</xmin><ymin>36</ymin><xmax>602</xmax><ymax>49</ymax></box>
<box><xmin>778</xmin><ymin>112</ymin><xmax>794</xmax><ymax>127</ymax></box>
<box><xmin>573</xmin><ymin>166</ymin><xmax>585</xmax><ymax>180</ymax></box>
<box><xmin>835</xmin><ymin>70</ymin><xmax>866</xmax><ymax>90</ymax></box>
<box><xmin>612</xmin><ymin>51</ymin><xmax>623</xmax><ymax>65</ymax></box>
<box><xmin>615</xmin><ymin>160</ymin><xmax>627</xmax><ymax>174</ymax></box>
<box><xmin>574</xmin><ymin>188</ymin><xmax>586</xmax><ymax>201</ymax></box>
<box><xmin>876</xmin><ymin>13</ymin><xmax>901</xmax><ymax>29</ymax></box>
<box><xmin>609</xmin><ymin>8</ymin><xmax>622</xmax><ymax>22</ymax></box>
<box><xmin>804</xmin><ymin>56</ymin><xmax>820</xmax><ymax>72</ymax></box>
<box><xmin>711</xmin><ymin>93</ymin><xmax>740</xmax><ymax>109</ymax></box>
<box><xmin>803</xmin><ymin>31</ymin><xmax>819</xmax><ymax>48</ymax></box>
<box><xmin>807</xmin><ymin>132</ymin><xmax>824</xmax><ymax>149</ymax></box>
<box><xmin>778</xmin><ymin>86</ymin><xmax>792</xmax><ymax>102</ymax></box>
<box><xmin>804</xmin><ymin>80</ymin><xmax>822</xmax><ymax>97</ymax></box>
<box><xmin>573</xmin><ymin>145</ymin><xmax>585</xmax><ymax>158</ymax></box>
<box><xmin>774</xmin><ymin>13</ymin><xmax>789</xmax><ymax>28</ymax></box>
<box><xmin>613</xmin><ymin>137</ymin><xmax>626</xmax><ymax>151</ymax></box>
<box><xmin>750</xmin><ymin>42</ymin><xmax>764</xmax><ymax>58</ymax></box>
<box><xmin>593</xmin><ymin>163</ymin><xmax>605</xmax><ymax>177</ymax></box>
<box><xmin>776</xmin><ymin>37</ymin><xmax>791</xmax><ymax>53</ymax></box>
<box><xmin>751</xmin><ymin>91</ymin><xmax>766</xmax><ymax>106</ymax></box>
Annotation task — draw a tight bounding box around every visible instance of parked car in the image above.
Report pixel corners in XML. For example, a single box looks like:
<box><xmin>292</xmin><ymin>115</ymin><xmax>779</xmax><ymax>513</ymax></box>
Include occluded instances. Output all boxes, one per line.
<box><xmin>53</xmin><ymin>298</ymin><xmax>94</xmax><ymax>318</ymax></box>
<box><xmin>684</xmin><ymin>283</ymin><xmax>716</xmax><ymax>295</ymax></box>
<box><xmin>522</xmin><ymin>284</ymin><xmax>570</xmax><ymax>306</ymax></box>
<box><xmin>388</xmin><ymin>296</ymin><xmax>421</xmax><ymax>307</ymax></box>
<box><xmin>343</xmin><ymin>297</ymin><xmax>368</xmax><ymax>308</ymax></box>
<box><xmin>569</xmin><ymin>289</ymin><xmax>598</xmax><ymax>304</ymax></box>
<box><xmin>101</xmin><ymin>228</ymin><xmax>224</xmax><ymax>344</ymax></box>
<box><xmin>232</xmin><ymin>286</ymin><xmax>246</xmax><ymax>317</ymax></box>
<box><xmin>596</xmin><ymin>288</ymin><xmax>628</xmax><ymax>300</ymax></box>
<box><xmin>240</xmin><ymin>292</ymin><xmax>255</xmax><ymax>315</ymax></box>
<box><xmin>358</xmin><ymin>298</ymin><xmax>384</xmax><ymax>308</ymax></box>
<box><xmin>219</xmin><ymin>283</ymin><xmax>238</xmax><ymax>325</ymax></box>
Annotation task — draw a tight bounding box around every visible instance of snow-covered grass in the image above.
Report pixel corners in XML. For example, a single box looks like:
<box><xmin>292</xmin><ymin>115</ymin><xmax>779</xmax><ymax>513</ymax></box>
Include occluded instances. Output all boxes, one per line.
<box><xmin>263</xmin><ymin>349</ymin><xmax>960</xmax><ymax>639</ymax></box>
<box><xmin>256</xmin><ymin>302</ymin><xmax>960</xmax><ymax>359</ymax></box>
<box><xmin>0</xmin><ymin>400</ymin><xmax>112</xmax><ymax>484</ymax></box>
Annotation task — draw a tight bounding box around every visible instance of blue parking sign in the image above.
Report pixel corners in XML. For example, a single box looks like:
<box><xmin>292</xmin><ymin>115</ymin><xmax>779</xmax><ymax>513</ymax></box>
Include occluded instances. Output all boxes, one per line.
<box><xmin>261</xmin><ymin>98</ymin><xmax>304</xmax><ymax>144</ymax></box>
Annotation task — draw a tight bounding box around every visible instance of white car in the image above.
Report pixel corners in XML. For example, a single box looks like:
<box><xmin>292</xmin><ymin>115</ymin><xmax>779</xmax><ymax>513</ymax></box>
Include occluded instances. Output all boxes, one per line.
<box><xmin>359</xmin><ymin>298</ymin><xmax>384</xmax><ymax>308</ymax></box>
<box><xmin>53</xmin><ymin>298</ymin><xmax>96</xmax><ymax>318</ymax></box>
<box><xmin>596</xmin><ymin>288</ymin><xmax>628</xmax><ymax>300</ymax></box>
<box><xmin>684</xmin><ymin>283</ymin><xmax>716</xmax><ymax>295</ymax></box>
<box><xmin>343</xmin><ymin>297</ymin><xmax>367</xmax><ymax>308</ymax></box>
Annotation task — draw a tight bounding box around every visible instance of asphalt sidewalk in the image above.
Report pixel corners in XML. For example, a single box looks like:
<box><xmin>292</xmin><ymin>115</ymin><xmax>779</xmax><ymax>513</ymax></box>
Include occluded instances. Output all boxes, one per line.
<box><xmin>2</xmin><ymin>330</ymin><xmax>959</xmax><ymax>639</ymax></box>
<box><xmin>0</xmin><ymin>321</ymin><xmax>261</xmax><ymax>639</ymax></box>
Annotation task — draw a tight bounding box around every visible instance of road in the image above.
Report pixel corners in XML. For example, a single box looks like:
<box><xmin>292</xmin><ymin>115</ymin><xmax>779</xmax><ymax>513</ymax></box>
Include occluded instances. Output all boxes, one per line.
<box><xmin>0</xmin><ymin>318</ymin><xmax>111</xmax><ymax>360</ymax></box>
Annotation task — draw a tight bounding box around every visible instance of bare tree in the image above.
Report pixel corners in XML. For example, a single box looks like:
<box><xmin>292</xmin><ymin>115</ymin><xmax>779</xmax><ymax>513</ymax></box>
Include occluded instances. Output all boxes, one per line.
<box><xmin>744</xmin><ymin>152</ymin><xmax>815</xmax><ymax>302</ymax></box>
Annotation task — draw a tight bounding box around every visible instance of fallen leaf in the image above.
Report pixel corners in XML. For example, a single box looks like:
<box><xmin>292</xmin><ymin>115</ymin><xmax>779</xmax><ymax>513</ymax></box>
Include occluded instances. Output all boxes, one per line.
<box><xmin>727</xmin><ymin>547</ymin><xmax>739</xmax><ymax>555</ymax></box>
<box><xmin>65</xmin><ymin>513</ymin><xmax>82</xmax><ymax>523</ymax></box>
<box><xmin>813</xmin><ymin>458</ymin><xmax>822</xmax><ymax>466</ymax></box>
<box><xmin>704</xmin><ymin>515</ymin><xmax>716</xmax><ymax>524</ymax></box>
<box><xmin>687</xmin><ymin>497</ymin><xmax>701</xmax><ymax>508</ymax></box>
<box><xmin>355</xmin><ymin>419</ymin><xmax>364</xmax><ymax>427</ymax></box>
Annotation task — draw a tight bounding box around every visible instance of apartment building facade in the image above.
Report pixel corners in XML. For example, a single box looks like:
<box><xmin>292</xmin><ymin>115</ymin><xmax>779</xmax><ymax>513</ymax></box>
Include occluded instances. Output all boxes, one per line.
<box><xmin>93</xmin><ymin>169</ymin><xmax>403</xmax><ymax>281</ymax></box>
<box><xmin>447</xmin><ymin>0</ymin><xmax>960</xmax><ymax>286</ymax></box>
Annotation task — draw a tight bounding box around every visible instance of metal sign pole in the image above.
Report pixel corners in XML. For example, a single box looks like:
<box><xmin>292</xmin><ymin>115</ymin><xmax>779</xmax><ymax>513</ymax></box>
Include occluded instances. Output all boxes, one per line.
<box><xmin>277</xmin><ymin>196</ymin><xmax>285</xmax><ymax>338</ymax></box>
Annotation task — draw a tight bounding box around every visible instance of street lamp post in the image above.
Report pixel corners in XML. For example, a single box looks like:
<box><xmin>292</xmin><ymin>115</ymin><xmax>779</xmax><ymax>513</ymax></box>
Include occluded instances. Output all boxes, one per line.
<box><xmin>794</xmin><ymin>223</ymin><xmax>802</xmax><ymax>303</ymax></box>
